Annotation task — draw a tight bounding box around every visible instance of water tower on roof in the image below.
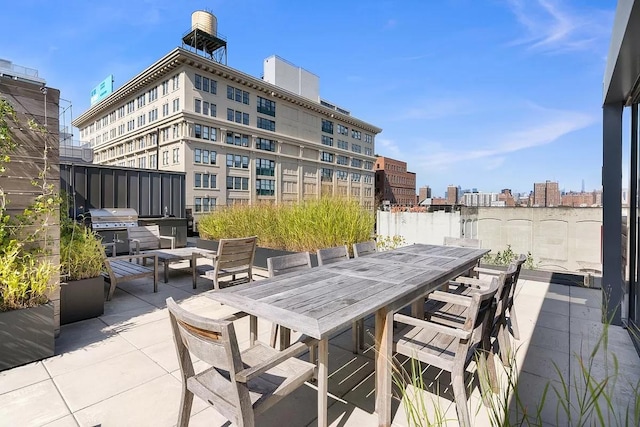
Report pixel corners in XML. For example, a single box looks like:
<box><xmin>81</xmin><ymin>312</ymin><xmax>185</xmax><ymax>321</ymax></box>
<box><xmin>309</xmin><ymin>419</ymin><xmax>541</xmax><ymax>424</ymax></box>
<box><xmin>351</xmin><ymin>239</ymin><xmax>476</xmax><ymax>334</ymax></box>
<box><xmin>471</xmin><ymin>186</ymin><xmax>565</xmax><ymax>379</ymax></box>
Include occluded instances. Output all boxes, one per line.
<box><xmin>182</xmin><ymin>10</ymin><xmax>227</xmax><ymax>64</ymax></box>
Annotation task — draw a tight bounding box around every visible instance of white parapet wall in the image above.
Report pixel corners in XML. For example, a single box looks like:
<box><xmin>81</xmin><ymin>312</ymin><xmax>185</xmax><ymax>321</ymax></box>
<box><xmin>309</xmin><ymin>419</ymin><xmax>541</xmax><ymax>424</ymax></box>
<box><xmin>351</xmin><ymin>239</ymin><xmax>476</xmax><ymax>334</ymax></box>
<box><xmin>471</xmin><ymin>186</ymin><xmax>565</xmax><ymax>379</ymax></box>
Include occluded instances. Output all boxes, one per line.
<box><xmin>377</xmin><ymin>210</ymin><xmax>461</xmax><ymax>245</ymax></box>
<box><xmin>377</xmin><ymin>207</ymin><xmax>603</xmax><ymax>274</ymax></box>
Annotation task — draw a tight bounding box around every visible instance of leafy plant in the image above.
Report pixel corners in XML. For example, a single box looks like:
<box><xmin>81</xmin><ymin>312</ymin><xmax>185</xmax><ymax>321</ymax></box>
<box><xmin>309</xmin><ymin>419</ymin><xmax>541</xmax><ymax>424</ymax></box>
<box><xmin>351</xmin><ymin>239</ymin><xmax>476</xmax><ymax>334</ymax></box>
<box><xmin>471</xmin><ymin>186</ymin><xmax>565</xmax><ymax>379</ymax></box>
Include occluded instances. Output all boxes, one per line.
<box><xmin>483</xmin><ymin>245</ymin><xmax>536</xmax><ymax>269</ymax></box>
<box><xmin>197</xmin><ymin>197</ymin><xmax>374</xmax><ymax>252</ymax></box>
<box><xmin>0</xmin><ymin>98</ymin><xmax>59</xmax><ymax>311</ymax></box>
<box><xmin>376</xmin><ymin>234</ymin><xmax>406</xmax><ymax>251</ymax></box>
<box><xmin>60</xmin><ymin>222</ymin><xmax>105</xmax><ymax>281</ymax></box>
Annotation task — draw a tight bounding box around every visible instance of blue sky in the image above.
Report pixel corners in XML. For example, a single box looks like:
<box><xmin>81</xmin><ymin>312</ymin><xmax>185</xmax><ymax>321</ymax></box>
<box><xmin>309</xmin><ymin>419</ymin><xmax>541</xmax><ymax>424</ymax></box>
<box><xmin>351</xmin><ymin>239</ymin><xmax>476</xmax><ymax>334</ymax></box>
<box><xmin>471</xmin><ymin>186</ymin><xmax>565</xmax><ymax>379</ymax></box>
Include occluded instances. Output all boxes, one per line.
<box><xmin>2</xmin><ymin>0</ymin><xmax>616</xmax><ymax>197</ymax></box>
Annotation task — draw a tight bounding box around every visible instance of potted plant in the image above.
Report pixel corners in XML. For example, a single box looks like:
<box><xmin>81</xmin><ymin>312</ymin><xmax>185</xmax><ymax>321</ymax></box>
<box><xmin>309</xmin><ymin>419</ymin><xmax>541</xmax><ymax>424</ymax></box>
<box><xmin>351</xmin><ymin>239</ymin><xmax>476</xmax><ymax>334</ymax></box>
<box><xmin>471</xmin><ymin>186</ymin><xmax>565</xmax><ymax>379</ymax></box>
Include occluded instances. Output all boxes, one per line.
<box><xmin>60</xmin><ymin>222</ymin><xmax>106</xmax><ymax>324</ymax></box>
<box><xmin>0</xmin><ymin>97</ymin><xmax>59</xmax><ymax>371</ymax></box>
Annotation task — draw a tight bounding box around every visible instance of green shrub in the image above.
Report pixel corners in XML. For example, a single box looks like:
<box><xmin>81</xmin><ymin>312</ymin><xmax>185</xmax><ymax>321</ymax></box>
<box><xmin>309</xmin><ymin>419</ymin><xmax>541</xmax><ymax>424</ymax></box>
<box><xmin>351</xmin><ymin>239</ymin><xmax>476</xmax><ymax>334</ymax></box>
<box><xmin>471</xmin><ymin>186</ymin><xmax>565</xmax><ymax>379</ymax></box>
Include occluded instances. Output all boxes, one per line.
<box><xmin>197</xmin><ymin>197</ymin><xmax>374</xmax><ymax>252</ymax></box>
<box><xmin>60</xmin><ymin>223</ymin><xmax>105</xmax><ymax>281</ymax></box>
<box><xmin>483</xmin><ymin>244</ymin><xmax>536</xmax><ymax>269</ymax></box>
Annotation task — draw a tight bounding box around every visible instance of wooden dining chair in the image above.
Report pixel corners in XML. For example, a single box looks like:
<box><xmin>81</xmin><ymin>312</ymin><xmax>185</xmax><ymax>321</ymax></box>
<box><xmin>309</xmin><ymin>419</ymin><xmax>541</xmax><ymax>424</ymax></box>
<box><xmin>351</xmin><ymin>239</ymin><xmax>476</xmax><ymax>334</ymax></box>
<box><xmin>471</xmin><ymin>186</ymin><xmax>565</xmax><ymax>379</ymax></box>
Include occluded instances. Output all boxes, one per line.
<box><xmin>352</xmin><ymin>240</ymin><xmax>377</xmax><ymax>257</ymax></box>
<box><xmin>193</xmin><ymin>236</ymin><xmax>257</xmax><ymax>290</ymax></box>
<box><xmin>166</xmin><ymin>297</ymin><xmax>317</xmax><ymax>427</ymax></box>
<box><xmin>393</xmin><ymin>278</ymin><xmax>499</xmax><ymax>427</ymax></box>
<box><xmin>316</xmin><ymin>245</ymin><xmax>364</xmax><ymax>354</ymax></box>
<box><xmin>267</xmin><ymin>252</ymin><xmax>313</xmax><ymax>349</ymax></box>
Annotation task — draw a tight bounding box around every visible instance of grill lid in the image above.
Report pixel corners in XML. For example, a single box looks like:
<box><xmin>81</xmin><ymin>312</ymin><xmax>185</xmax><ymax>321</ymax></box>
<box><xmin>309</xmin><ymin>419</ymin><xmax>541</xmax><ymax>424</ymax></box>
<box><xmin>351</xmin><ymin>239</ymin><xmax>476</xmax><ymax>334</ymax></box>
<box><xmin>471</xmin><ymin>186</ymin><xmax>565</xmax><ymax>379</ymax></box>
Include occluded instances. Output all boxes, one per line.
<box><xmin>87</xmin><ymin>208</ymin><xmax>138</xmax><ymax>229</ymax></box>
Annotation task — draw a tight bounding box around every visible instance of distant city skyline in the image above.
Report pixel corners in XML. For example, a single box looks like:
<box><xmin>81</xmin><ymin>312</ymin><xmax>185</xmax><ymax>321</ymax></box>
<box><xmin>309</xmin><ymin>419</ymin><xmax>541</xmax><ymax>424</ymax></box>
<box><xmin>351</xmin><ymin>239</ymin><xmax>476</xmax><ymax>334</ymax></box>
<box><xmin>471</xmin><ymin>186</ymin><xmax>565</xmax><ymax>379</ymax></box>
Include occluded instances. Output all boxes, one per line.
<box><xmin>1</xmin><ymin>1</ymin><xmax>616</xmax><ymax>195</ymax></box>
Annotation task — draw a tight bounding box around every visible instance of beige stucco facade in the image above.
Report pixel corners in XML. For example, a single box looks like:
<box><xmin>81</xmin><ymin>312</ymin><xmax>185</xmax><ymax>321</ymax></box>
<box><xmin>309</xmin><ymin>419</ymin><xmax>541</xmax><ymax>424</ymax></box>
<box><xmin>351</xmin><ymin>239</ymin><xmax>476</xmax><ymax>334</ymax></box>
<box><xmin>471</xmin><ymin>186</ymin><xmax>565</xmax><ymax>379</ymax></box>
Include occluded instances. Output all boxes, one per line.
<box><xmin>73</xmin><ymin>48</ymin><xmax>381</xmax><ymax>224</ymax></box>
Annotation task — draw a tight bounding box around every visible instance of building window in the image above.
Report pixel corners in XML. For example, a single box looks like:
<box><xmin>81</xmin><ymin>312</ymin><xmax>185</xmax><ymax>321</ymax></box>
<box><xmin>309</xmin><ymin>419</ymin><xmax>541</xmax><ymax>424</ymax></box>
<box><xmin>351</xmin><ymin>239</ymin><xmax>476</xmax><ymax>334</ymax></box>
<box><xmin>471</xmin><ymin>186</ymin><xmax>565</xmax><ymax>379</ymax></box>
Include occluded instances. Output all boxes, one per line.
<box><xmin>195</xmin><ymin>74</ymin><xmax>202</xmax><ymax>90</ymax></box>
<box><xmin>364</xmin><ymin>147</ymin><xmax>372</xmax><ymax>156</ymax></box>
<box><xmin>172</xmin><ymin>98</ymin><xmax>180</xmax><ymax>112</ymax></box>
<box><xmin>226</xmin><ymin>154</ymin><xmax>249</xmax><ymax>169</ymax></box>
<box><xmin>172</xmin><ymin>74</ymin><xmax>180</xmax><ymax>90</ymax></box>
<box><xmin>321</xmin><ymin>135</ymin><xmax>333</xmax><ymax>147</ymax></box>
<box><xmin>194</xmin><ymin>197</ymin><xmax>216</xmax><ymax>213</ymax></box>
<box><xmin>351</xmin><ymin>130</ymin><xmax>362</xmax><ymax>140</ymax></box>
<box><xmin>162</xmin><ymin>150</ymin><xmax>169</xmax><ymax>166</ymax></box>
<box><xmin>337</xmin><ymin>155</ymin><xmax>348</xmax><ymax>165</ymax></box>
<box><xmin>321</xmin><ymin>152</ymin><xmax>334</xmax><ymax>163</ymax></box>
<box><xmin>172</xmin><ymin>148</ymin><xmax>179</xmax><ymax>163</ymax></box>
<box><xmin>256</xmin><ymin>179</ymin><xmax>275</xmax><ymax>196</ymax></box>
<box><xmin>351</xmin><ymin>158</ymin><xmax>362</xmax><ymax>168</ymax></box>
<box><xmin>256</xmin><ymin>158</ymin><xmax>275</xmax><ymax>176</ymax></box>
<box><xmin>126</xmin><ymin>100</ymin><xmax>135</xmax><ymax>114</ymax></box>
<box><xmin>257</xmin><ymin>96</ymin><xmax>276</xmax><ymax>116</ymax></box>
<box><xmin>162</xmin><ymin>80</ymin><xmax>169</xmax><ymax>95</ymax></box>
<box><xmin>352</xmin><ymin>144</ymin><xmax>361</xmax><ymax>153</ymax></box>
<box><xmin>227</xmin><ymin>109</ymin><xmax>249</xmax><ymax>125</ymax></box>
<box><xmin>117</xmin><ymin>106</ymin><xmax>125</xmax><ymax>118</ymax></box>
<box><xmin>226</xmin><ymin>176</ymin><xmax>249</xmax><ymax>190</ymax></box>
<box><xmin>322</xmin><ymin>119</ymin><xmax>334</xmax><ymax>134</ymax></box>
<box><xmin>137</xmin><ymin>114</ymin><xmax>145</xmax><ymax>127</ymax></box>
<box><xmin>195</xmin><ymin>99</ymin><xmax>201</xmax><ymax>113</ymax></box>
<box><xmin>256</xmin><ymin>137</ymin><xmax>276</xmax><ymax>152</ymax></box>
<box><xmin>337</xmin><ymin>139</ymin><xmax>349</xmax><ymax>150</ymax></box>
<box><xmin>137</xmin><ymin>94</ymin><xmax>146</xmax><ymax>108</ymax></box>
<box><xmin>148</xmin><ymin>108</ymin><xmax>158</xmax><ymax>122</ymax></box>
<box><xmin>195</xmin><ymin>149</ymin><xmax>217</xmax><ymax>164</ymax></box>
<box><xmin>149</xmin><ymin>153</ymin><xmax>157</xmax><ymax>168</ymax></box>
<box><xmin>226</xmin><ymin>132</ymin><xmax>249</xmax><ymax>147</ymax></box>
<box><xmin>257</xmin><ymin>117</ymin><xmax>275</xmax><ymax>132</ymax></box>
<box><xmin>162</xmin><ymin>103</ymin><xmax>169</xmax><ymax>117</ymax></box>
<box><xmin>227</xmin><ymin>85</ymin><xmax>249</xmax><ymax>105</ymax></box>
<box><xmin>352</xmin><ymin>172</ymin><xmax>361</xmax><ymax>182</ymax></box>
<box><xmin>148</xmin><ymin>87</ymin><xmax>158</xmax><ymax>102</ymax></box>
<box><xmin>364</xmin><ymin>134</ymin><xmax>373</xmax><ymax>144</ymax></box>
<box><xmin>364</xmin><ymin>160</ymin><xmax>374</xmax><ymax>170</ymax></box>
<box><xmin>363</xmin><ymin>174</ymin><xmax>373</xmax><ymax>184</ymax></box>
<box><xmin>337</xmin><ymin>170</ymin><xmax>348</xmax><ymax>180</ymax></box>
<box><xmin>337</xmin><ymin>124</ymin><xmax>348</xmax><ymax>135</ymax></box>
<box><xmin>321</xmin><ymin>168</ymin><xmax>333</xmax><ymax>182</ymax></box>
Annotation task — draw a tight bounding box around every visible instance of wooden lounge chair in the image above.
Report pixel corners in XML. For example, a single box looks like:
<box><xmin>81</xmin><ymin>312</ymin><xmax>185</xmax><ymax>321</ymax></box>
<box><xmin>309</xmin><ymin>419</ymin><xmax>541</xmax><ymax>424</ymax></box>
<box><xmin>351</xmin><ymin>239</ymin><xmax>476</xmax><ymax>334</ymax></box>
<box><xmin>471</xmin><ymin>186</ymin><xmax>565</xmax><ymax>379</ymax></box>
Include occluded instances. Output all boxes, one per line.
<box><xmin>103</xmin><ymin>253</ymin><xmax>158</xmax><ymax>301</ymax></box>
<box><xmin>267</xmin><ymin>252</ymin><xmax>313</xmax><ymax>349</ymax></box>
<box><xmin>394</xmin><ymin>278</ymin><xmax>499</xmax><ymax>427</ymax></box>
<box><xmin>193</xmin><ymin>236</ymin><xmax>257</xmax><ymax>290</ymax></box>
<box><xmin>127</xmin><ymin>225</ymin><xmax>175</xmax><ymax>255</ymax></box>
<box><xmin>166</xmin><ymin>297</ymin><xmax>316</xmax><ymax>427</ymax></box>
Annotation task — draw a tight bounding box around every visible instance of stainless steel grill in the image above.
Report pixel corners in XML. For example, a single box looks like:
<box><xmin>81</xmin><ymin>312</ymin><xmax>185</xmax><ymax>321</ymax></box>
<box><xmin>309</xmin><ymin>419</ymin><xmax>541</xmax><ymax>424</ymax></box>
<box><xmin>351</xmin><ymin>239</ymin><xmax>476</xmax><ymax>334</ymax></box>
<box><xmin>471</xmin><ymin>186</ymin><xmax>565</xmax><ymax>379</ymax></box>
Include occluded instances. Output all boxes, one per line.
<box><xmin>87</xmin><ymin>208</ymin><xmax>139</xmax><ymax>255</ymax></box>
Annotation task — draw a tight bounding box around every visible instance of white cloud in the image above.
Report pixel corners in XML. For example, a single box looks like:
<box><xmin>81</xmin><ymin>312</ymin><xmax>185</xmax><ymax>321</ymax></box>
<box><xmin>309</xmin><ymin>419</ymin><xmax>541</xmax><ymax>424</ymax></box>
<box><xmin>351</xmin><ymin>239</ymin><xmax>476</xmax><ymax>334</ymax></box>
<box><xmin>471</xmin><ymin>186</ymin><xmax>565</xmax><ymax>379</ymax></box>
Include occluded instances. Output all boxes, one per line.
<box><xmin>412</xmin><ymin>106</ymin><xmax>595</xmax><ymax>171</ymax></box>
<box><xmin>394</xmin><ymin>98</ymin><xmax>475</xmax><ymax>121</ymax></box>
<box><xmin>505</xmin><ymin>0</ymin><xmax>613</xmax><ymax>53</ymax></box>
<box><xmin>376</xmin><ymin>138</ymin><xmax>402</xmax><ymax>158</ymax></box>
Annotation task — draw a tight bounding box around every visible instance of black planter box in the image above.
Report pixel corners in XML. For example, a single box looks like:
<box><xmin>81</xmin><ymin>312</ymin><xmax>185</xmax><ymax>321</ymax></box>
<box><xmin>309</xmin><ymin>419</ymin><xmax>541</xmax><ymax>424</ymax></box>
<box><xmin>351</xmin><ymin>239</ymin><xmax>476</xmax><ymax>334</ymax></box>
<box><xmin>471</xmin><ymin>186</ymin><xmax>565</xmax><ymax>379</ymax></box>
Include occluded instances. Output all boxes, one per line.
<box><xmin>0</xmin><ymin>302</ymin><xmax>55</xmax><ymax>371</ymax></box>
<box><xmin>478</xmin><ymin>264</ymin><xmax>601</xmax><ymax>289</ymax></box>
<box><xmin>60</xmin><ymin>276</ymin><xmax>105</xmax><ymax>325</ymax></box>
<box><xmin>196</xmin><ymin>238</ymin><xmax>319</xmax><ymax>269</ymax></box>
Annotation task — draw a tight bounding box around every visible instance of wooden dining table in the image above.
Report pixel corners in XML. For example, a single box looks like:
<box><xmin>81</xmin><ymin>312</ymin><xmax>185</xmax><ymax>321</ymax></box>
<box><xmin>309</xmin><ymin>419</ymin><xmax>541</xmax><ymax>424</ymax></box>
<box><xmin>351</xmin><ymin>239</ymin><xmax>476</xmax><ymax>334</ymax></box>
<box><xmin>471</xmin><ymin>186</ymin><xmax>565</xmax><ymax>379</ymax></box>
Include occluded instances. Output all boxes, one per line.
<box><xmin>206</xmin><ymin>244</ymin><xmax>488</xmax><ymax>427</ymax></box>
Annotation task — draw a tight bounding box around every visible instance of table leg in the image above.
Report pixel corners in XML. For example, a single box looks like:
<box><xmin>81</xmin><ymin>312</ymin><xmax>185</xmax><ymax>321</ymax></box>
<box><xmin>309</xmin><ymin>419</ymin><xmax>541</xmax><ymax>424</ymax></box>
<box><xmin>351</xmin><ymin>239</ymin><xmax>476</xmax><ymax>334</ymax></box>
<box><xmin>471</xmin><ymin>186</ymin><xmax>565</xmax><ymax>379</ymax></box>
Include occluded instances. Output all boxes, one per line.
<box><xmin>249</xmin><ymin>315</ymin><xmax>257</xmax><ymax>346</ymax></box>
<box><xmin>317</xmin><ymin>338</ymin><xmax>329</xmax><ymax>427</ymax></box>
<box><xmin>279</xmin><ymin>327</ymin><xmax>291</xmax><ymax>350</ymax></box>
<box><xmin>375</xmin><ymin>307</ymin><xmax>393</xmax><ymax>427</ymax></box>
<box><xmin>164</xmin><ymin>261</ymin><xmax>169</xmax><ymax>284</ymax></box>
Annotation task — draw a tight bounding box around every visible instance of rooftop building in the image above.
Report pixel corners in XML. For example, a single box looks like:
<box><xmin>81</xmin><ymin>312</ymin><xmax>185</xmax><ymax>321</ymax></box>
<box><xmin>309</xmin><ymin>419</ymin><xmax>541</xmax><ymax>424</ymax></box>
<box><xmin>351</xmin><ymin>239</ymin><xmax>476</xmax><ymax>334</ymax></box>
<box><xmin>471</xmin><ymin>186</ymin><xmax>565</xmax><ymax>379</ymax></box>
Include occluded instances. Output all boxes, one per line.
<box><xmin>374</xmin><ymin>156</ymin><xmax>416</xmax><ymax>206</ymax></box>
<box><xmin>73</xmin><ymin>11</ymin><xmax>381</xmax><ymax>221</ymax></box>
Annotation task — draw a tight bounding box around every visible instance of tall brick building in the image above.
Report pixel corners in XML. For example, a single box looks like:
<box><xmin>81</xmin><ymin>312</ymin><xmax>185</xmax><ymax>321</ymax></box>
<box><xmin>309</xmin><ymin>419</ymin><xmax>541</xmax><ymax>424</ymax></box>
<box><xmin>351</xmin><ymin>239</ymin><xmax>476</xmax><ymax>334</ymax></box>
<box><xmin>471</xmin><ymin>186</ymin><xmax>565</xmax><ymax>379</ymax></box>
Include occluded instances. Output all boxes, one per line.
<box><xmin>374</xmin><ymin>156</ymin><xmax>416</xmax><ymax>205</ymax></box>
<box><xmin>533</xmin><ymin>180</ymin><xmax>561</xmax><ymax>207</ymax></box>
<box><xmin>446</xmin><ymin>185</ymin><xmax>459</xmax><ymax>205</ymax></box>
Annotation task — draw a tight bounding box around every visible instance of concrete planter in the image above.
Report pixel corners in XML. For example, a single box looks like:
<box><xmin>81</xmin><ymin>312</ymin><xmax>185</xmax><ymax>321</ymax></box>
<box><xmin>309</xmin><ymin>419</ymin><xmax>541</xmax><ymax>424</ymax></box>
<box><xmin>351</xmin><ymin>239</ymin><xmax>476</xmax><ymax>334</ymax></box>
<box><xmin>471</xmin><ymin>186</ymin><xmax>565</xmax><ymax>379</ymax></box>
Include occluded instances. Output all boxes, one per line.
<box><xmin>196</xmin><ymin>238</ymin><xmax>319</xmax><ymax>269</ymax></box>
<box><xmin>0</xmin><ymin>302</ymin><xmax>55</xmax><ymax>371</ymax></box>
<box><xmin>60</xmin><ymin>276</ymin><xmax>105</xmax><ymax>325</ymax></box>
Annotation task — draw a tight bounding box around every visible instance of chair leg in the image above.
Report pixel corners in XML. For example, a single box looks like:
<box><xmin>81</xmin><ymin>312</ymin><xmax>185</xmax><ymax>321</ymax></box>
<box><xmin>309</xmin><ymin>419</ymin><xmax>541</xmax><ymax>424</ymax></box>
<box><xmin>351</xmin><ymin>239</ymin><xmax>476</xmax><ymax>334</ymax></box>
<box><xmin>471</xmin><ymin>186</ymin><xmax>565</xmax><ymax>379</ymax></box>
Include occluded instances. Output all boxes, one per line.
<box><xmin>452</xmin><ymin>372</ymin><xmax>471</xmax><ymax>427</ymax></box>
<box><xmin>475</xmin><ymin>349</ymin><xmax>493</xmax><ymax>408</ymax></box>
<box><xmin>177</xmin><ymin>386</ymin><xmax>194</xmax><ymax>427</ymax></box>
<box><xmin>509</xmin><ymin>306</ymin><xmax>520</xmax><ymax>340</ymax></box>
<box><xmin>249</xmin><ymin>315</ymin><xmax>257</xmax><ymax>347</ymax></box>
<box><xmin>358</xmin><ymin>319</ymin><xmax>365</xmax><ymax>350</ymax></box>
<box><xmin>270</xmin><ymin>324</ymin><xmax>279</xmax><ymax>348</ymax></box>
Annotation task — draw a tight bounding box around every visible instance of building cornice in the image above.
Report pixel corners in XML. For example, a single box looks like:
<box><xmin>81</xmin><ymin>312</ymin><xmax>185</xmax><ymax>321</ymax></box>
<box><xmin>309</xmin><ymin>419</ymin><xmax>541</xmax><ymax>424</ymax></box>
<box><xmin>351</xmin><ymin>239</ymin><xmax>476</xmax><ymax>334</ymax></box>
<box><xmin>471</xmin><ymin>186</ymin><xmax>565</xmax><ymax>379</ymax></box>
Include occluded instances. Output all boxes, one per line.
<box><xmin>73</xmin><ymin>48</ymin><xmax>382</xmax><ymax>134</ymax></box>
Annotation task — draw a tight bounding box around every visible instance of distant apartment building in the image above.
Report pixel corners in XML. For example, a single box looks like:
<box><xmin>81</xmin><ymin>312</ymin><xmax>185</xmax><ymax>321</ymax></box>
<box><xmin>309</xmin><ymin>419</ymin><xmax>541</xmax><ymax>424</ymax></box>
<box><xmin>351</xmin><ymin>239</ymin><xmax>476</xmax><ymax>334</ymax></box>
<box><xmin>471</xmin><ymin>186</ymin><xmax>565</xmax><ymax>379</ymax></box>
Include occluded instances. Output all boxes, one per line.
<box><xmin>533</xmin><ymin>180</ymin><xmax>561</xmax><ymax>207</ymax></box>
<box><xmin>461</xmin><ymin>191</ymin><xmax>496</xmax><ymax>207</ymax></box>
<box><xmin>498</xmin><ymin>188</ymin><xmax>516</xmax><ymax>206</ymax></box>
<box><xmin>418</xmin><ymin>185</ymin><xmax>432</xmax><ymax>203</ymax></box>
<box><xmin>72</xmin><ymin>12</ymin><xmax>381</xmax><ymax>218</ymax></box>
<box><xmin>446</xmin><ymin>185</ymin><xmax>459</xmax><ymax>205</ymax></box>
<box><xmin>562</xmin><ymin>191</ymin><xmax>602</xmax><ymax>207</ymax></box>
<box><xmin>374</xmin><ymin>156</ymin><xmax>416</xmax><ymax>205</ymax></box>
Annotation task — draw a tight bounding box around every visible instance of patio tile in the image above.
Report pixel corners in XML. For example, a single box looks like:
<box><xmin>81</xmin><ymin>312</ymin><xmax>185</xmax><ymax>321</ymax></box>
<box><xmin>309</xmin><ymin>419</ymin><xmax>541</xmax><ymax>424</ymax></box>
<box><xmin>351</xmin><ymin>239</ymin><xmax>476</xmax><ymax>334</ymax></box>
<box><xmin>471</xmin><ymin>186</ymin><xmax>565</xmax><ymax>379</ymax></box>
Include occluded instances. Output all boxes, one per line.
<box><xmin>569</xmin><ymin>303</ymin><xmax>602</xmax><ymax>322</ymax></box>
<box><xmin>539</xmin><ymin>298</ymin><xmax>571</xmax><ymax>317</ymax></box>
<box><xmin>325</xmin><ymin>344</ymin><xmax>376</xmax><ymax>398</ymax></box>
<box><xmin>0</xmin><ymin>379</ymin><xmax>70</xmax><ymax>426</ymax></box>
<box><xmin>185</xmin><ymin>406</ymin><xmax>235</xmax><ymax>426</ymax></box>
<box><xmin>102</xmin><ymin>287</ymin><xmax>154</xmax><ymax>316</ymax></box>
<box><xmin>44</xmin><ymin>335</ymin><xmax>138</xmax><ymax>377</ymax></box>
<box><xmin>53</xmin><ymin>317</ymin><xmax>114</xmax><ymax>355</ymax></box>
<box><xmin>125</xmin><ymin>283</ymin><xmax>197</xmax><ymax>308</ymax></box>
<box><xmin>140</xmin><ymin>339</ymin><xmax>181</xmax><ymax>373</ymax></box>
<box><xmin>569</xmin><ymin>287</ymin><xmax>601</xmax><ymax>309</ymax></box>
<box><xmin>508</xmin><ymin>371</ymin><xmax>568</xmax><ymax>426</ymax></box>
<box><xmin>527</xmin><ymin>310</ymin><xmax>570</xmax><ymax>334</ymax></box>
<box><xmin>42</xmin><ymin>415</ymin><xmax>79</xmax><ymax>427</ymax></box>
<box><xmin>516</xmin><ymin>281</ymin><xmax>550</xmax><ymax>298</ymax></box>
<box><xmin>117</xmin><ymin>317</ymin><xmax>173</xmax><ymax>349</ymax></box>
<box><xmin>73</xmin><ymin>374</ymin><xmax>208</xmax><ymax>427</ymax></box>
<box><xmin>529</xmin><ymin>325</ymin><xmax>571</xmax><ymax>354</ymax></box>
<box><xmin>518</xmin><ymin>344</ymin><xmax>570</xmax><ymax>381</ymax></box>
<box><xmin>53</xmin><ymin>350</ymin><xmax>166</xmax><ymax>412</ymax></box>
<box><xmin>0</xmin><ymin>361</ymin><xmax>50</xmax><ymax>395</ymax></box>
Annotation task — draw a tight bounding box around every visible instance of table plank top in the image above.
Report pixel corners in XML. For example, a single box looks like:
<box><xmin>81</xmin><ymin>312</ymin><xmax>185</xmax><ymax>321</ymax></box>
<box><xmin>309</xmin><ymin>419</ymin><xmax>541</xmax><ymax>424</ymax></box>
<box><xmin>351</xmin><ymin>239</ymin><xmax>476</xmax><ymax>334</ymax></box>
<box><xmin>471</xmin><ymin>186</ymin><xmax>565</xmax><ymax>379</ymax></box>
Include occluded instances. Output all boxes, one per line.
<box><xmin>207</xmin><ymin>244</ymin><xmax>488</xmax><ymax>339</ymax></box>
<box><xmin>144</xmin><ymin>247</ymin><xmax>216</xmax><ymax>261</ymax></box>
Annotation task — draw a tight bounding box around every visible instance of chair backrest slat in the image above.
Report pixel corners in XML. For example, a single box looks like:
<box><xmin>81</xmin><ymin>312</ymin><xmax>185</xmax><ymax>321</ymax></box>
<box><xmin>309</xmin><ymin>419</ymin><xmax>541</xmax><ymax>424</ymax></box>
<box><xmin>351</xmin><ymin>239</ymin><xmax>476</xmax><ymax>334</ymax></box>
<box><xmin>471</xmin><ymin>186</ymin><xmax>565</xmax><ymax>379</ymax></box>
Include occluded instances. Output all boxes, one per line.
<box><xmin>267</xmin><ymin>252</ymin><xmax>312</xmax><ymax>277</ymax></box>
<box><xmin>316</xmin><ymin>245</ymin><xmax>349</xmax><ymax>266</ymax></box>
<box><xmin>216</xmin><ymin>236</ymin><xmax>257</xmax><ymax>273</ymax></box>
<box><xmin>127</xmin><ymin>225</ymin><xmax>162</xmax><ymax>250</ymax></box>
<box><xmin>353</xmin><ymin>241</ymin><xmax>377</xmax><ymax>257</ymax></box>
